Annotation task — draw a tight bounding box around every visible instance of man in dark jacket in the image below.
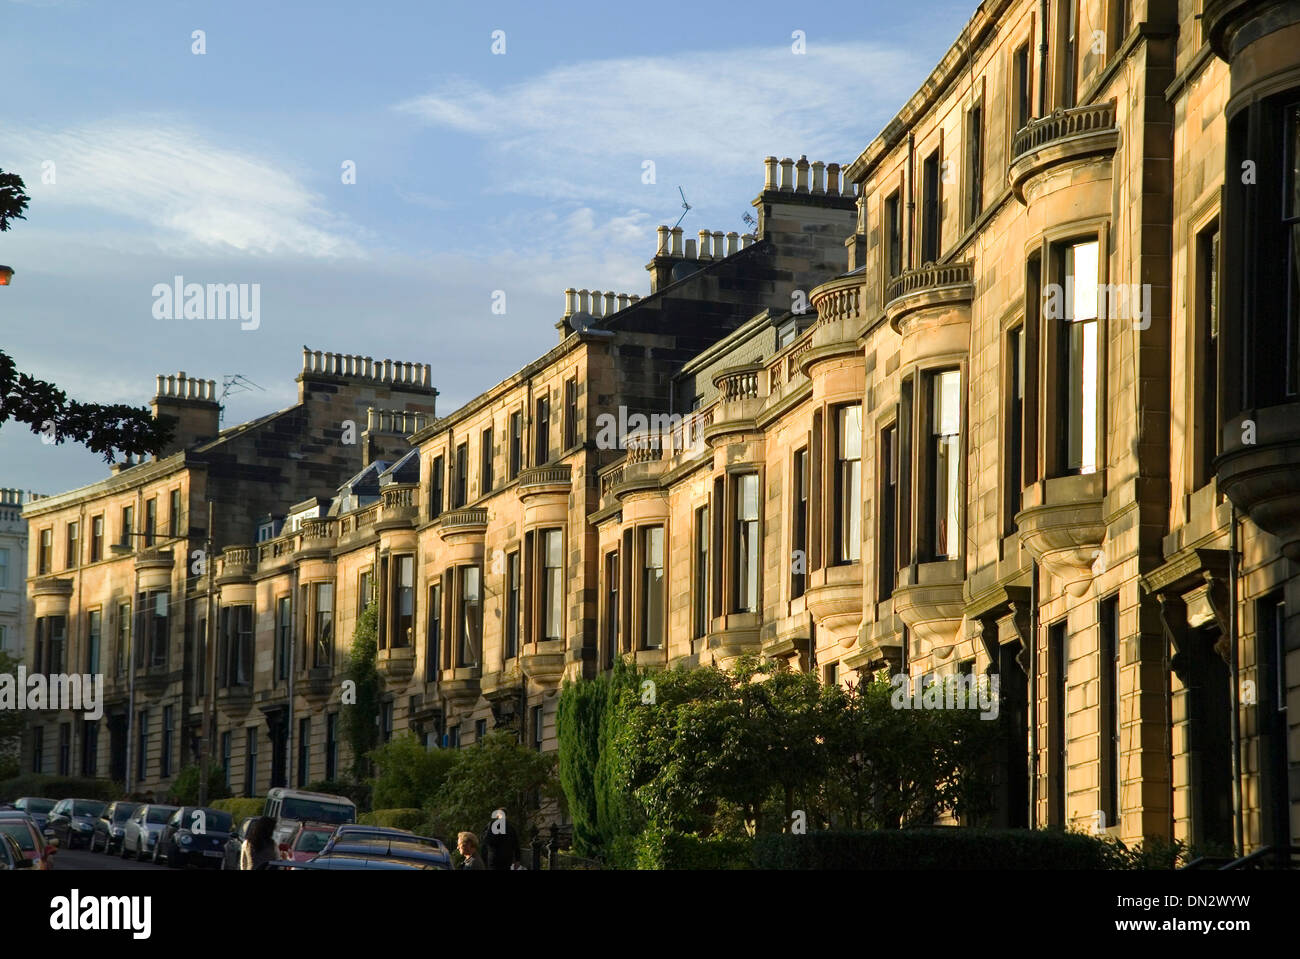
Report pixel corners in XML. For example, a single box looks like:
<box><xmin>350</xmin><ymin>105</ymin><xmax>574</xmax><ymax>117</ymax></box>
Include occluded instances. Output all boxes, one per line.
<box><xmin>481</xmin><ymin>809</ymin><xmax>520</xmax><ymax>870</ymax></box>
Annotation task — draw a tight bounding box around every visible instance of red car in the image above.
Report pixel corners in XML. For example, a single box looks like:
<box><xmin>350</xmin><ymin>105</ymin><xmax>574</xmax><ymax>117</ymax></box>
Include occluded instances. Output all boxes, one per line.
<box><xmin>280</xmin><ymin>821</ymin><xmax>339</xmax><ymax>863</ymax></box>
<box><xmin>0</xmin><ymin>812</ymin><xmax>58</xmax><ymax>870</ymax></box>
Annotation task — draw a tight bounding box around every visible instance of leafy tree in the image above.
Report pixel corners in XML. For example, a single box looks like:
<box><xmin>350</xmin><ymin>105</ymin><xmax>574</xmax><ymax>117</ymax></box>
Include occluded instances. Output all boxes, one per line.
<box><xmin>368</xmin><ymin>733</ymin><xmax>457</xmax><ymax>809</ymax></box>
<box><xmin>0</xmin><ymin>651</ymin><xmax>25</xmax><ymax>764</ymax></box>
<box><xmin>0</xmin><ymin>167</ymin><xmax>172</xmax><ymax>460</ymax></box>
<box><xmin>425</xmin><ymin>729</ymin><xmax>557</xmax><ymax>843</ymax></box>
<box><xmin>342</xmin><ymin>601</ymin><xmax>381</xmax><ymax>782</ymax></box>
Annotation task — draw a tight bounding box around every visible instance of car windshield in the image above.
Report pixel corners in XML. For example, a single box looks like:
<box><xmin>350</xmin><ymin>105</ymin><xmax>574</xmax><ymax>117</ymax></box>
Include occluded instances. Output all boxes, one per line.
<box><xmin>21</xmin><ymin>799</ymin><xmax>55</xmax><ymax>814</ymax></box>
<box><xmin>280</xmin><ymin>799</ymin><xmax>354</xmax><ymax>824</ymax></box>
<box><xmin>146</xmin><ymin>807</ymin><xmax>176</xmax><ymax>824</ymax></box>
<box><xmin>73</xmin><ymin>801</ymin><xmax>106</xmax><ymax>818</ymax></box>
<box><xmin>296</xmin><ymin>830</ymin><xmax>333</xmax><ymax>853</ymax></box>
<box><xmin>0</xmin><ymin>823</ymin><xmax>36</xmax><ymax>851</ymax></box>
<box><xmin>112</xmin><ymin>805</ymin><xmax>138</xmax><ymax>822</ymax></box>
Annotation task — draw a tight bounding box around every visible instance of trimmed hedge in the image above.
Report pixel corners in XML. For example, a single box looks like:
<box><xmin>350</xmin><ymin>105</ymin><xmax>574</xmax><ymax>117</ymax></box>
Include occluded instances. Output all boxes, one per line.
<box><xmin>0</xmin><ymin>775</ymin><xmax>121</xmax><ymax>803</ymax></box>
<box><xmin>634</xmin><ymin>827</ymin><xmax>754</xmax><ymax>870</ymax></box>
<box><xmin>751</xmin><ymin>828</ymin><xmax>1121</xmax><ymax>870</ymax></box>
<box><xmin>358</xmin><ymin>808</ymin><xmax>425</xmax><ymax>831</ymax></box>
<box><xmin>210</xmin><ymin>797</ymin><xmax>265</xmax><ymax>822</ymax></box>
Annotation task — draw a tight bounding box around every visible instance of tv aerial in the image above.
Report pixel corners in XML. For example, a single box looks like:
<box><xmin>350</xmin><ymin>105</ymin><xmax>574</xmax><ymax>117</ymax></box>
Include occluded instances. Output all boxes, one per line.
<box><xmin>673</xmin><ymin>186</ymin><xmax>692</xmax><ymax>229</ymax></box>
<box><xmin>218</xmin><ymin>374</ymin><xmax>265</xmax><ymax>424</ymax></box>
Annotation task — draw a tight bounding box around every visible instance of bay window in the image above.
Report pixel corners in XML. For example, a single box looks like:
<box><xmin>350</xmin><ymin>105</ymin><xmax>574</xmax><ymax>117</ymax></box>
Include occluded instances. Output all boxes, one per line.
<box><xmin>541</xmin><ymin>529</ymin><xmax>563</xmax><ymax>642</ymax></box>
<box><xmin>1057</xmin><ymin>239</ymin><xmax>1100</xmax><ymax>475</ymax></box>
<box><xmin>640</xmin><ymin>526</ymin><xmax>665</xmax><ymax>649</ymax></box>
<box><xmin>457</xmin><ymin>566</ymin><xmax>482</xmax><ymax>667</ymax></box>
<box><xmin>928</xmin><ymin>369</ymin><xmax>962</xmax><ymax>560</ymax></box>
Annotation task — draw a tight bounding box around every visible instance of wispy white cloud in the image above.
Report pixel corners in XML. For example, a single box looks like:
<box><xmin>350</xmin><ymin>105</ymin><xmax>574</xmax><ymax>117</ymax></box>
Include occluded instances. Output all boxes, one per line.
<box><xmin>396</xmin><ymin>41</ymin><xmax>923</xmax><ymax>204</ymax></box>
<box><xmin>1</xmin><ymin>118</ymin><xmax>365</xmax><ymax>258</ymax></box>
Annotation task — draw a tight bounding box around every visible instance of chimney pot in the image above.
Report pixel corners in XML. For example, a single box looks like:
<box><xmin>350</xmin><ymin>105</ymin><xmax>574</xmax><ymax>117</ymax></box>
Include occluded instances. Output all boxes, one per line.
<box><xmin>684</xmin><ymin>238</ymin><xmax>697</xmax><ymax>259</ymax></box>
<box><xmin>779</xmin><ymin>157</ymin><xmax>794</xmax><ymax>192</ymax></box>
<box><xmin>698</xmin><ymin>230</ymin><xmax>711</xmax><ymax>260</ymax></box>
<box><xmin>604</xmin><ymin>291</ymin><xmax>616</xmax><ymax>315</ymax></box>
<box><xmin>578</xmin><ymin>289</ymin><xmax>590</xmax><ymax>314</ymax></box>
<box><xmin>590</xmin><ymin>291</ymin><xmax>603</xmax><ymax>317</ymax></box>
<box><xmin>811</xmin><ymin>160</ymin><xmax>825</xmax><ymax>194</ymax></box>
<box><xmin>564</xmin><ymin>288</ymin><xmax>577</xmax><ymax>317</ymax></box>
<box><xmin>617</xmin><ymin>293</ymin><xmax>629</xmax><ymax>311</ymax></box>
<box><xmin>656</xmin><ymin>226</ymin><xmax>670</xmax><ymax>255</ymax></box>
<box><xmin>726</xmin><ymin>232</ymin><xmax>739</xmax><ymax>255</ymax></box>
<box><xmin>796</xmin><ymin>156</ymin><xmax>809</xmax><ymax>193</ymax></box>
<box><xmin>712</xmin><ymin>231</ymin><xmax>725</xmax><ymax>258</ymax></box>
<box><xmin>670</xmin><ymin>227</ymin><xmax>683</xmax><ymax>256</ymax></box>
<box><xmin>763</xmin><ymin>156</ymin><xmax>779</xmax><ymax>191</ymax></box>
<box><xmin>826</xmin><ymin>163</ymin><xmax>841</xmax><ymax>196</ymax></box>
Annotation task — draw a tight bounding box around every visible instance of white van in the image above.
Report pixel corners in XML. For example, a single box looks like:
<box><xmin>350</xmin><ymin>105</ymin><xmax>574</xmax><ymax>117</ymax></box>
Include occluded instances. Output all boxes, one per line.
<box><xmin>263</xmin><ymin>787</ymin><xmax>356</xmax><ymax>853</ymax></box>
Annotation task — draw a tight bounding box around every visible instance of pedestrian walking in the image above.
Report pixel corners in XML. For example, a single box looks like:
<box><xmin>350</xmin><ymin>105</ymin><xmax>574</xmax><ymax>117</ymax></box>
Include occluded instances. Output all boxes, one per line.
<box><xmin>457</xmin><ymin>831</ymin><xmax>486</xmax><ymax>870</ymax></box>
<box><xmin>241</xmin><ymin>816</ymin><xmax>278</xmax><ymax>870</ymax></box>
<box><xmin>482</xmin><ymin>810</ymin><xmax>521</xmax><ymax>871</ymax></box>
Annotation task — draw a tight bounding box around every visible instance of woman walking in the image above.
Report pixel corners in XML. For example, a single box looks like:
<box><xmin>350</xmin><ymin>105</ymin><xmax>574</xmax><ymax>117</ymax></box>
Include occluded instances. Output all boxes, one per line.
<box><xmin>240</xmin><ymin>816</ymin><xmax>278</xmax><ymax>870</ymax></box>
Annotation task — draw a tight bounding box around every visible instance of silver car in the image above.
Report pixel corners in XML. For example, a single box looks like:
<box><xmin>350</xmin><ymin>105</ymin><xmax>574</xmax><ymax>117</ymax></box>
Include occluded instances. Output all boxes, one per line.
<box><xmin>120</xmin><ymin>804</ymin><xmax>178</xmax><ymax>861</ymax></box>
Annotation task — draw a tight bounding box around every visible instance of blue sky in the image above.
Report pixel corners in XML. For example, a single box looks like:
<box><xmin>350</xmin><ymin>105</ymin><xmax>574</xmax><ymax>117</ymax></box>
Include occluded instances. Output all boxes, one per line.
<box><xmin>0</xmin><ymin>0</ymin><xmax>975</xmax><ymax>494</ymax></box>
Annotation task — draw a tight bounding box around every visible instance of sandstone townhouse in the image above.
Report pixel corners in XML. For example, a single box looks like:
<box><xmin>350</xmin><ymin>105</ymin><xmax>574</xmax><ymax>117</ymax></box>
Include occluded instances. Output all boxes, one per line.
<box><xmin>21</xmin><ymin>0</ymin><xmax>1300</xmax><ymax>858</ymax></box>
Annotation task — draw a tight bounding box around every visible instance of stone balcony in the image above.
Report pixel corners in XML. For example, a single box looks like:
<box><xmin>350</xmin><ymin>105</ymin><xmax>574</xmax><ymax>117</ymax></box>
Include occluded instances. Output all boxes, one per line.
<box><xmin>216</xmin><ymin>545</ymin><xmax>255</xmax><ymax>584</ymax></box>
<box><xmin>437</xmin><ymin>507</ymin><xmax>489</xmax><ymax>544</ymax></box>
<box><xmin>1219</xmin><ymin>404</ymin><xmax>1300</xmax><ymax>561</ymax></box>
<box><xmin>516</xmin><ymin>464</ymin><xmax>572</xmax><ymax>500</ymax></box>
<box><xmin>886</xmin><ymin>260</ymin><xmax>974</xmax><ymax>330</ymax></box>
<box><xmin>377</xmin><ymin>645</ymin><xmax>416</xmax><ymax>682</ymax></box>
<box><xmin>1015</xmin><ymin>471</ymin><xmax>1107</xmax><ymax>597</ymax></box>
<box><xmin>803</xmin><ymin>563</ymin><xmax>864</xmax><ymax>646</ymax></box>
<box><xmin>801</xmin><ymin>272</ymin><xmax>865</xmax><ymax>374</ymax></box>
<box><xmin>705</xmin><ymin>364</ymin><xmax>765</xmax><ymax>442</ymax></box>
<box><xmin>480</xmin><ymin>664</ymin><xmax>525</xmax><ymax>705</ymax></box>
<box><xmin>216</xmin><ymin>684</ymin><xmax>254</xmax><ymax>714</ymax></box>
<box><xmin>1008</xmin><ymin>99</ymin><xmax>1118</xmax><ymax>204</ymax></box>
<box><xmin>520</xmin><ymin>639</ymin><xmax>567</xmax><ymax>688</ymax></box>
<box><xmin>375</xmin><ymin>484</ymin><xmax>420</xmax><ymax>532</ymax></box>
<box><xmin>299</xmin><ymin>665</ymin><xmax>333</xmax><ymax>701</ymax></box>
<box><xmin>440</xmin><ymin>666</ymin><xmax>482</xmax><ymax>708</ymax></box>
<box><xmin>891</xmin><ymin>560</ymin><xmax>965</xmax><ymax>659</ymax></box>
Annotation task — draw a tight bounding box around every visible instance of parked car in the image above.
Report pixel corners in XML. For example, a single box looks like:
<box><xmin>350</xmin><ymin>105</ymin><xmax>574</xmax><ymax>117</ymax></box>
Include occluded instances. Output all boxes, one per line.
<box><xmin>155</xmin><ymin>806</ymin><xmax>234</xmax><ymax>868</ymax></box>
<box><xmin>0</xmin><ymin>832</ymin><xmax>33</xmax><ymax>870</ymax></box>
<box><xmin>316</xmin><ymin>838</ymin><xmax>452</xmax><ymax>869</ymax></box>
<box><xmin>262</xmin><ymin>854</ymin><xmax>435</xmax><ymax>871</ymax></box>
<box><xmin>89</xmin><ymin>801</ymin><xmax>140</xmax><ymax>854</ymax></box>
<box><xmin>0</xmin><ymin>812</ymin><xmax>57</xmax><ymax>869</ymax></box>
<box><xmin>281</xmin><ymin>821</ymin><xmax>338</xmax><ymax>862</ymax></box>
<box><xmin>12</xmin><ymin>797</ymin><xmax>56</xmax><ymax>832</ymax></box>
<box><xmin>221</xmin><ymin>817</ymin><xmax>256</xmax><ymax>871</ymax></box>
<box><xmin>46</xmin><ymin>798</ymin><xmax>108</xmax><ymax>850</ymax></box>
<box><xmin>325</xmin><ymin>824</ymin><xmax>450</xmax><ymax>858</ymax></box>
<box><xmin>262</xmin><ymin>787</ymin><xmax>355</xmax><ymax>856</ymax></box>
<box><xmin>120</xmin><ymin>804</ymin><xmax>178</xmax><ymax>861</ymax></box>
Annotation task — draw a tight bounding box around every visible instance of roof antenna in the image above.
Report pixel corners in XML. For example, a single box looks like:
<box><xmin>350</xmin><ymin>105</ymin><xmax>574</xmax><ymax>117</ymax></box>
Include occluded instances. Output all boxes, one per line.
<box><xmin>673</xmin><ymin>186</ymin><xmax>692</xmax><ymax>229</ymax></box>
<box><xmin>219</xmin><ymin>374</ymin><xmax>266</xmax><ymax>424</ymax></box>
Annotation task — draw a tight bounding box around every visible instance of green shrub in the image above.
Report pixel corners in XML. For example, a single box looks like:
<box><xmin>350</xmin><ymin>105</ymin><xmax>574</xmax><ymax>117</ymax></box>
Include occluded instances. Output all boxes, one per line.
<box><xmin>343</xmin><ymin>603</ymin><xmax>381</xmax><ymax>782</ymax></box>
<box><xmin>0</xmin><ymin>774</ymin><xmax>121</xmax><ymax>803</ymax></box>
<box><xmin>358</xmin><ymin>808</ymin><xmax>426</xmax><ymax>831</ymax></box>
<box><xmin>633</xmin><ymin>825</ymin><xmax>753</xmax><ymax>870</ymax></box>
<box><xmin>165</xmin><ymin>763</ymin><xmax>230</xmax><ymax>806</ymax></box>
<box><xmin>368</xmin><ymin>735</ymin><xmax>457</xmax><ymax>809</ymax></box>
<box><xmin>210</xmin><ymin>797</ymin><xmax>265</xmax><ymax>822</ymax></box>
<box><xmin>751</xmin><ymin>827</ymin><xmax>1122</xmax><ymax>870</ymax></box>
